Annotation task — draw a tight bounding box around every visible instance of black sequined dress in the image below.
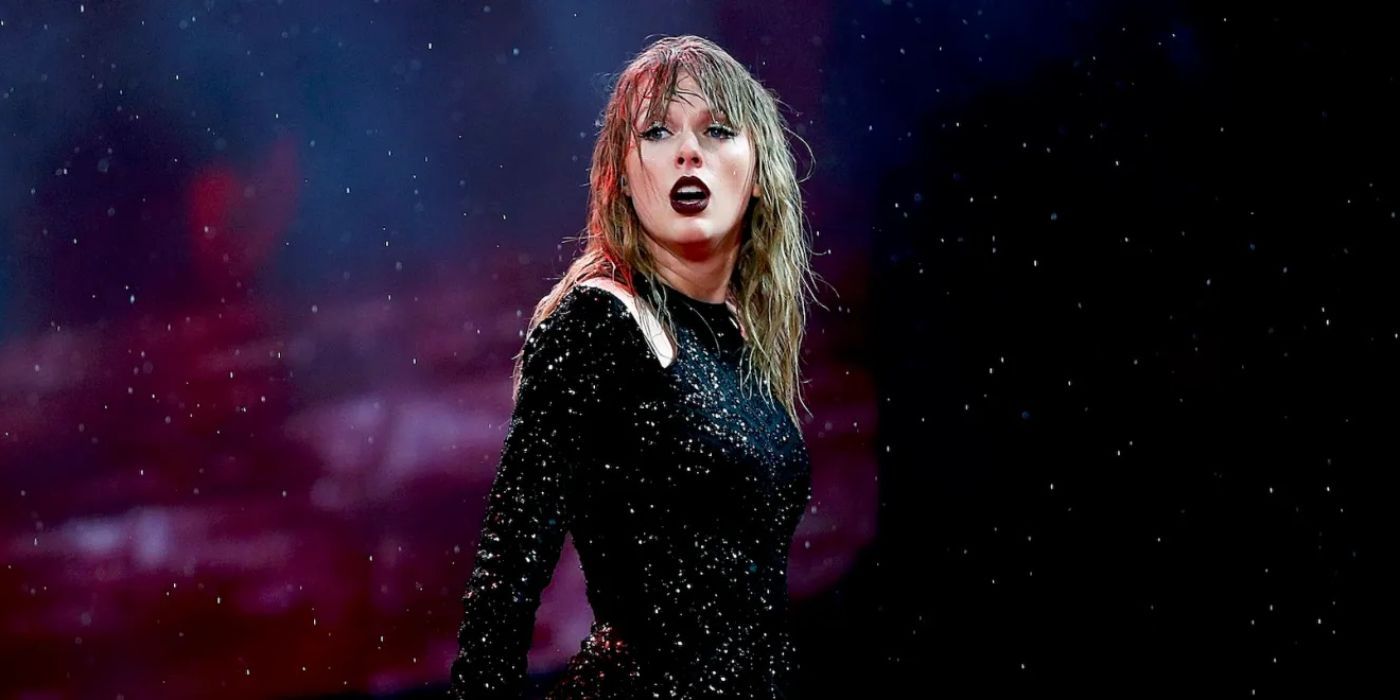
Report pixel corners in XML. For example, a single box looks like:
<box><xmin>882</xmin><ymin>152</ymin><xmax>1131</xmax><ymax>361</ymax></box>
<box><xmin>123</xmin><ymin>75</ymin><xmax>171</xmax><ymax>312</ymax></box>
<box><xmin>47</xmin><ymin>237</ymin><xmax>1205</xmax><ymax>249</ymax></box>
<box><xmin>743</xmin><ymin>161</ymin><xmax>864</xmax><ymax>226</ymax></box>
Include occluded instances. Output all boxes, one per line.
<box><xmin>450</xmin><ymin>274</ymin><xmax>812</xmax><ymax>699</ymax></box>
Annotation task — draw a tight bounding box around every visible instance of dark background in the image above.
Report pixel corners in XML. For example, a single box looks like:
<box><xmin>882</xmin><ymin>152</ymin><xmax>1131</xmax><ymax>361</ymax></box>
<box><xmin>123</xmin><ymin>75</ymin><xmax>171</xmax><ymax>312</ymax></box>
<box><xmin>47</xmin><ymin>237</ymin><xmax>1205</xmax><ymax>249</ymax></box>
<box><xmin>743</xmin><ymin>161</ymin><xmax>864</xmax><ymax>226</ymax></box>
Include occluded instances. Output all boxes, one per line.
<box><xmin>0</xmin><ymin>0</ymin><xmax>1391</xmax><ymax>697</ymax></box>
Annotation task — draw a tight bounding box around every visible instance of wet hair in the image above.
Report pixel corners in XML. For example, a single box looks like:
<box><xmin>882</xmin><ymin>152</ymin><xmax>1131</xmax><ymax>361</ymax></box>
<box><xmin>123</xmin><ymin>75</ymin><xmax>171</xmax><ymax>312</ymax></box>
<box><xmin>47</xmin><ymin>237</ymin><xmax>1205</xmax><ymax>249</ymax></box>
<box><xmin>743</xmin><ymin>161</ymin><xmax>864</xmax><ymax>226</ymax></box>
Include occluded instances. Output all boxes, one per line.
<box><xmin>515</xmin><ymin>34</ymin><xmax>825</xmax><ymax>428</ymax></box>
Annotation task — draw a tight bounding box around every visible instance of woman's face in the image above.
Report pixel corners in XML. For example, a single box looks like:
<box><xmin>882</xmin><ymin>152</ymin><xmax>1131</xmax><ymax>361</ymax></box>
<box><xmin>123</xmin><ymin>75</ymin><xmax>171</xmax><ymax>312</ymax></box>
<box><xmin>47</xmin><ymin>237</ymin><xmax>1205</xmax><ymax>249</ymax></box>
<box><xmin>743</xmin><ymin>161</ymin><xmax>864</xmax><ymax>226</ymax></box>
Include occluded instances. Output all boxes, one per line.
<box><xmin>622</xmin><ymin>72</ymin><xmax>759</xmax><ymax>257</ymax></box>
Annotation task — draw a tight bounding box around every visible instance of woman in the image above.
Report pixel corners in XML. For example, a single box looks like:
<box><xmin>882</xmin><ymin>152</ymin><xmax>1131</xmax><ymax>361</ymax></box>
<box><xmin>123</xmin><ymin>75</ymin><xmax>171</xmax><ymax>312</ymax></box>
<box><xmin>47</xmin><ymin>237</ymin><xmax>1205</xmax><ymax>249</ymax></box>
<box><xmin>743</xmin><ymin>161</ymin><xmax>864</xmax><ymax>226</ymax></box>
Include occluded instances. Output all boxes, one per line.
<box><xmin>450</xmin><ymin>35</ymin><xmax>819</xmax><ymax>700</ymax></box>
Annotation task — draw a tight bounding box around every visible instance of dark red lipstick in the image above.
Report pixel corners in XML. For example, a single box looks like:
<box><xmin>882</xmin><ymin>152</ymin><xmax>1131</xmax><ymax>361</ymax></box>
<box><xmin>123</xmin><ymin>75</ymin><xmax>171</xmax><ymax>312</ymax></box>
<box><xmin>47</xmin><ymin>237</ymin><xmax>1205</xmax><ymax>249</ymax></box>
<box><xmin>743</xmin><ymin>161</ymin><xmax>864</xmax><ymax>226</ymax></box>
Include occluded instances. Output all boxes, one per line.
<box><xmin>669</xmin><ymin>175</ymin><xmax>710</xmax><ymax>215</ymax></box>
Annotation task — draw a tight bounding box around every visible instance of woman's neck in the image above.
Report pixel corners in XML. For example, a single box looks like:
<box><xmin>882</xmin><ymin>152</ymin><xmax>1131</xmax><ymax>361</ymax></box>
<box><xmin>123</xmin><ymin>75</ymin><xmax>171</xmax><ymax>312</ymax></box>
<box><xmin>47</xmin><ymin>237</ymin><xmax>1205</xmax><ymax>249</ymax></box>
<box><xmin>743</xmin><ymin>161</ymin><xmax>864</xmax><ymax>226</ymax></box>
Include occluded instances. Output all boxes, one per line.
<box><xmin>642</xmin><ymin>237</ymin><xmax>739</xmax><ymax>304</ymax></box>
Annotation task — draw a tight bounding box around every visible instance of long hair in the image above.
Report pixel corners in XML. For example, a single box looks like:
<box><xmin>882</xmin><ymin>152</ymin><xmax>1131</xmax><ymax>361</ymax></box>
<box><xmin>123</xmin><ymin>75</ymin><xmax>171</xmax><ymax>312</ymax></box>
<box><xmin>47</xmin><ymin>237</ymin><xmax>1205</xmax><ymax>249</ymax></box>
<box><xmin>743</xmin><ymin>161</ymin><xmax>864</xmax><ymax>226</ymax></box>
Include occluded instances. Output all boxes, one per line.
<box><xmin>513</xmin><ymin>34</ymin><xmax>823</xmax><ymax>429</ymax></box>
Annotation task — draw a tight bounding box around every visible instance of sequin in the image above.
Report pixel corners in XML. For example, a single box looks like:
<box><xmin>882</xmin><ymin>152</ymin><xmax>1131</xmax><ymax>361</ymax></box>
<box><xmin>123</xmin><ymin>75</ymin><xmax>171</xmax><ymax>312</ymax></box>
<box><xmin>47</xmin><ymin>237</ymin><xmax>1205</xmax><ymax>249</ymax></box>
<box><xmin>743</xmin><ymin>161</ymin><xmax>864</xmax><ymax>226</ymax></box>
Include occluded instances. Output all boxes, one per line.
<box><xmin>450</xmin><ymin>274</ymin><xmax>813</xmax><ymax>699</ymax></box>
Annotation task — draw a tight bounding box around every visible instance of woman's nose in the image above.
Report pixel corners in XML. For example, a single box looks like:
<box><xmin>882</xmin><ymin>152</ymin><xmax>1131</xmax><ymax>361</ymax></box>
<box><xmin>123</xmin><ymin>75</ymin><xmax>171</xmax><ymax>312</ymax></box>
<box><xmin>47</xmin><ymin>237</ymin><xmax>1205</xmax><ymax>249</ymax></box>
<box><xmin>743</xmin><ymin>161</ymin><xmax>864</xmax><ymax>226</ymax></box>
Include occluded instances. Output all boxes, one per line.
<box><xmin>675</xmin><ymin>133</ymin><xmax>702</xmax><ymax>167</ymax></box>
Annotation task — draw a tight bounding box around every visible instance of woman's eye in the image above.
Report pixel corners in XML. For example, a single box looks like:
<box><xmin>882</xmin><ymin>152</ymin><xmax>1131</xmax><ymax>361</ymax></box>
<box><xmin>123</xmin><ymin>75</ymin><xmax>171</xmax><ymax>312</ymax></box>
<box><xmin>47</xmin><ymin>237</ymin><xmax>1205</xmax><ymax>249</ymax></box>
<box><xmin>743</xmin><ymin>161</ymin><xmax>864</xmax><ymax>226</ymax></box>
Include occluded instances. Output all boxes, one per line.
<box><xmin>640</xmin><ymin>125</ymin><xmax>737</xmax><ymax>140</ymax></box>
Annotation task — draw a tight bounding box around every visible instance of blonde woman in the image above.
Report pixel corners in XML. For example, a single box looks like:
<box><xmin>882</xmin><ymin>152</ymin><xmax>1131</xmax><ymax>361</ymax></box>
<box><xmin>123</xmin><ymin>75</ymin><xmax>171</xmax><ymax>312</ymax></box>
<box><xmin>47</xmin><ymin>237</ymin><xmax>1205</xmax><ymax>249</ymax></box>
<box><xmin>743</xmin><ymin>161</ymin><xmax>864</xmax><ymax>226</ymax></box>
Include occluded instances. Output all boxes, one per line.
<box><xmin>450</xmin><ymin>35</ymin><xmax>820</xmax><ymax>700</ymax></box>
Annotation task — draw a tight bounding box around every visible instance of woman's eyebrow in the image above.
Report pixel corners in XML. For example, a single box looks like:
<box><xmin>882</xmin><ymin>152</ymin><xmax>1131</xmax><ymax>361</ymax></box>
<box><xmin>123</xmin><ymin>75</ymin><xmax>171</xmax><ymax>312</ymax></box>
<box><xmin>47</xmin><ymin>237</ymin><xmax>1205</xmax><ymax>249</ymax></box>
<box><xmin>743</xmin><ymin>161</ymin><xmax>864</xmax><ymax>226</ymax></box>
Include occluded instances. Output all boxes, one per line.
<box><xmin>636</xmin><ymin>105</ymin><xmax>727</xmax><ymax>127</ymax></box>
<box><xmin>667</xmin><ymin>107</ymin><xmax>727</xmax><ymax>122</ymax></box>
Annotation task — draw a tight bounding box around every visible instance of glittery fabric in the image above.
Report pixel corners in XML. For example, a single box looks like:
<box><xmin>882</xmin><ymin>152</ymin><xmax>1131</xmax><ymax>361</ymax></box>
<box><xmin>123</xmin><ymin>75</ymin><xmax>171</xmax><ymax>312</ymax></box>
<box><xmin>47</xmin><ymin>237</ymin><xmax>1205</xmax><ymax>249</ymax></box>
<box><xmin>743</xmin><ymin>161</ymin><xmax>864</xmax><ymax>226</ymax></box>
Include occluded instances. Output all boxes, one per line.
<box><xmin>450</xmin><ymin>273</ymin><xmax>813</xmax><ymax>700</ymax></box>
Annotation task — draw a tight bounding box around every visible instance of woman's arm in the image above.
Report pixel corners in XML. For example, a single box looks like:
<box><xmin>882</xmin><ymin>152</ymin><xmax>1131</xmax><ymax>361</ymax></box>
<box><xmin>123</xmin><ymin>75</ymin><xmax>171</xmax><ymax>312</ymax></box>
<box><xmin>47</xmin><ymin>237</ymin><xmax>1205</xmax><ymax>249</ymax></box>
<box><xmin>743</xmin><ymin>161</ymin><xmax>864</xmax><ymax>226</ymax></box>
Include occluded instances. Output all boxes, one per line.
<box><xmin>449</xmin><ymin>289</ymin><xmax>618</xmax><ymax>699</ymax></box>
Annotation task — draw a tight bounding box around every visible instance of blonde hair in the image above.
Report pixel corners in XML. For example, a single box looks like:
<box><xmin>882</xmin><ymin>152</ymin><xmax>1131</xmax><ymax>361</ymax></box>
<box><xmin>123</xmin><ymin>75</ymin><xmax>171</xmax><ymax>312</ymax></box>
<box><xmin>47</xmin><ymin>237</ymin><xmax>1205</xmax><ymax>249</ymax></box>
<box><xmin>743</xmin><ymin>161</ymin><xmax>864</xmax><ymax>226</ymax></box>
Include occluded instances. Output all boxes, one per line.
<box><xmin>513</xmin><ymin>34</ymin><xmax>825</xmax><ymax>429</ymax></box>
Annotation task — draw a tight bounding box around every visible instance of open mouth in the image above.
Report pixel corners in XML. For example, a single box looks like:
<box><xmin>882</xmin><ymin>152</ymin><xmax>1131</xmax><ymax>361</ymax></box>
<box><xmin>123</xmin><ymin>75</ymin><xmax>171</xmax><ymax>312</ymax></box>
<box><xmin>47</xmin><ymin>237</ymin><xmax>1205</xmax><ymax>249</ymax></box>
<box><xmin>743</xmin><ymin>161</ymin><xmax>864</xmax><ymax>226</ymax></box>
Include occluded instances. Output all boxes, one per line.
<box><xmin>670</xmin><ymin>175</ymin><xmax>710</xmax><ymax>214</ymax></box>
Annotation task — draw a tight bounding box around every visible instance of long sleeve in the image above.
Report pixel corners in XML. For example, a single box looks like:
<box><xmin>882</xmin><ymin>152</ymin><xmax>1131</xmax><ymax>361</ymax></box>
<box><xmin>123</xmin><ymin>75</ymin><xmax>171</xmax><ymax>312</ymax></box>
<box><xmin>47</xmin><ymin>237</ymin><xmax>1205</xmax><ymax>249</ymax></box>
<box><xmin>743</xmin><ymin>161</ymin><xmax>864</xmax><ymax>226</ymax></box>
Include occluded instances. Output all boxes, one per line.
<box><xmin>449</xmin><ymin>291</ymin><xmax>618</xmax><ymax>699</ymax></box>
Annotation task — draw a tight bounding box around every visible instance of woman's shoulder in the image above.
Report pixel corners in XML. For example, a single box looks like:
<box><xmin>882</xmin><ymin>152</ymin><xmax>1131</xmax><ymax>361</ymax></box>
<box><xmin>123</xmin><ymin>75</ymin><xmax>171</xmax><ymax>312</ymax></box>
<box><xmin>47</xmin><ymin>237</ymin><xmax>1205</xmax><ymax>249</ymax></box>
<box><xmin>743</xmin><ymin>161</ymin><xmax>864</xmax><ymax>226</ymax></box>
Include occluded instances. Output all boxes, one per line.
<box><xmin>572</xmin><ymin>278</ymin><xmax>675</xmax><ymax>368</ymax></box>
<box><xmin>523</xmin><ymin>280</ymin><xmax>668</xmax><ymax>369</ymax></box>
<box><xmin>547</xmin><ymin>280</ymin><xmax>635</xmax><ymax>334</ymax></box>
